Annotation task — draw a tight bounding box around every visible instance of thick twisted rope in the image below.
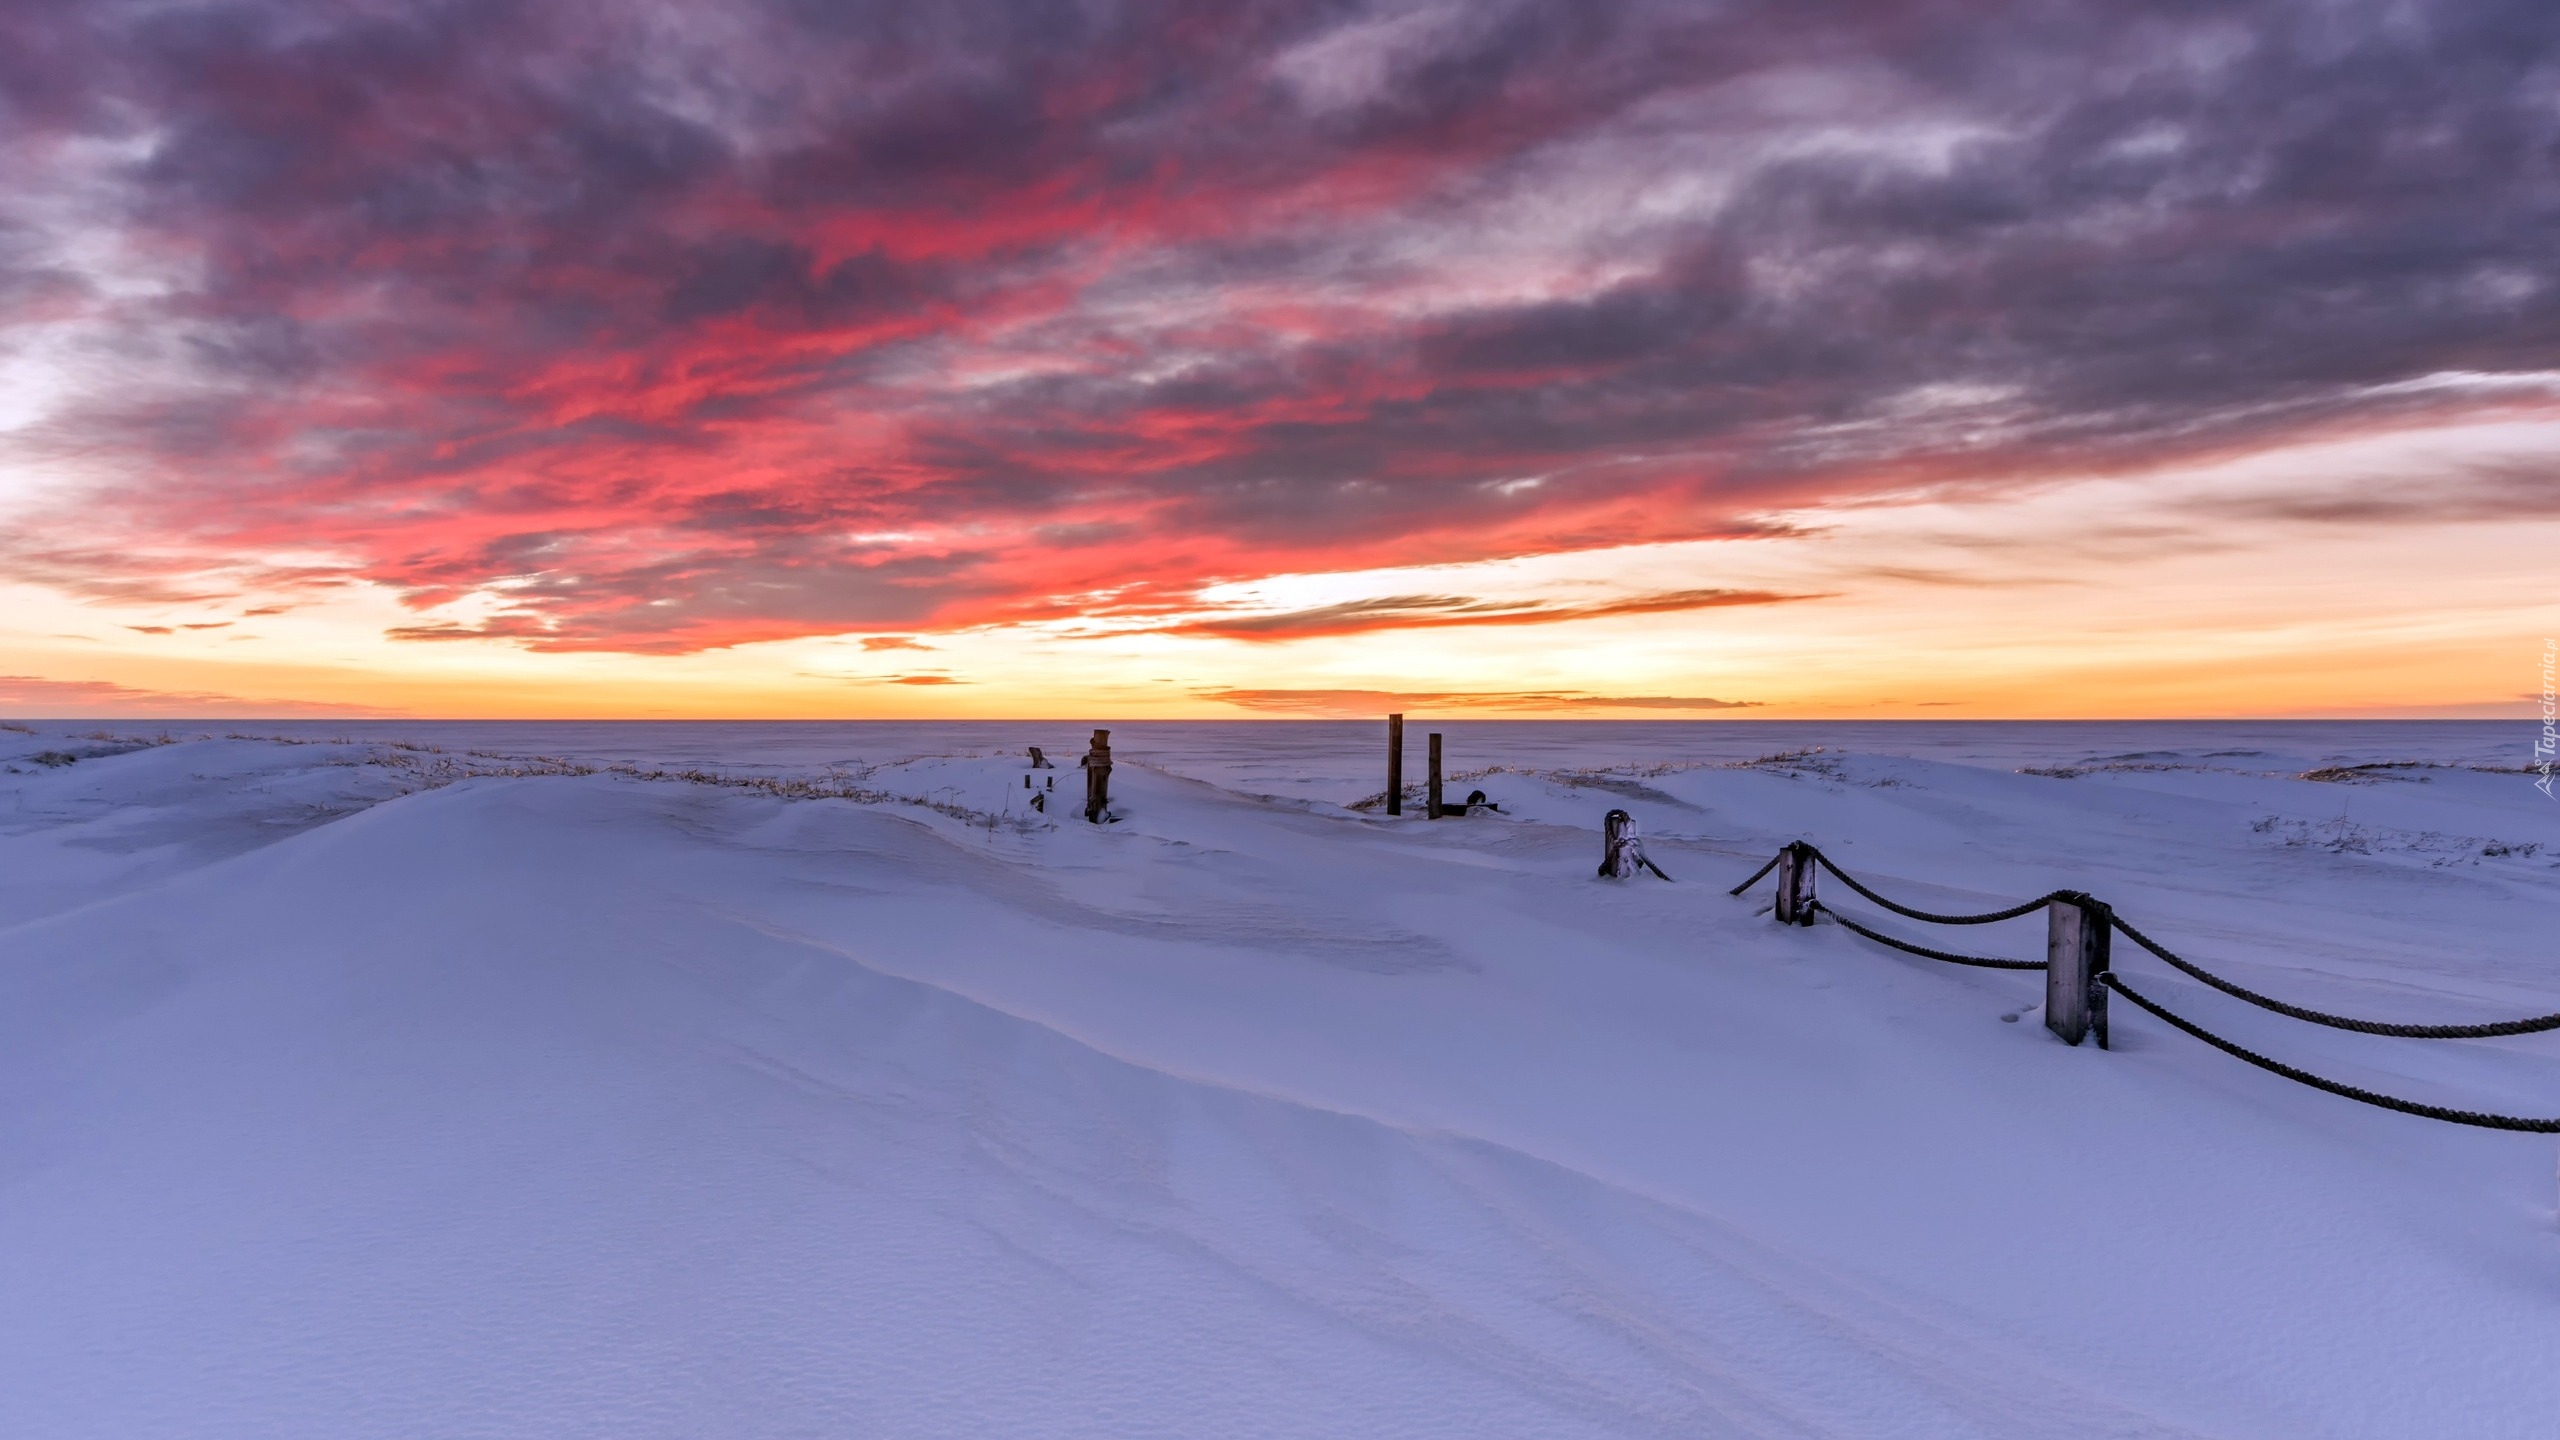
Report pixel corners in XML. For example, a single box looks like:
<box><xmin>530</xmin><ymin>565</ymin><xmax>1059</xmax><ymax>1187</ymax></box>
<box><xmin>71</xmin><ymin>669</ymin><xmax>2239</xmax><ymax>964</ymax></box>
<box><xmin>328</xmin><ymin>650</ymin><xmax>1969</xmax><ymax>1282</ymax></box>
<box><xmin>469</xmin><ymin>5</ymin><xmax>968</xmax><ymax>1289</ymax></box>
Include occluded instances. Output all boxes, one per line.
<box><xmin>1736</xmin><ymin>845</ymin><xmax>2560</xmax><ymax>1040</ymax></box>
<box><xmin>2101</xmin><ymin>973</ymin><xmax>2560</xmax><ymax>1133</ymax></box>
<box><xmin>1726</xmin><ymin>851</ymin><xmax>1783</xmax><ymax>897</ymax></box>
<box><xmin>1811</xmin><ymin>901</ymin><xmax>2048</xmax><ymax>970</ymax></box>
<box><xmin>1805</xmin><ymin>848</ymin><xmax>2064</xmax><ymax>925</ymax></box>
<box><xmin>2109</xmin><ymin>915</ymin><xmax>2560</xmax><ymax>1040</ymax></box>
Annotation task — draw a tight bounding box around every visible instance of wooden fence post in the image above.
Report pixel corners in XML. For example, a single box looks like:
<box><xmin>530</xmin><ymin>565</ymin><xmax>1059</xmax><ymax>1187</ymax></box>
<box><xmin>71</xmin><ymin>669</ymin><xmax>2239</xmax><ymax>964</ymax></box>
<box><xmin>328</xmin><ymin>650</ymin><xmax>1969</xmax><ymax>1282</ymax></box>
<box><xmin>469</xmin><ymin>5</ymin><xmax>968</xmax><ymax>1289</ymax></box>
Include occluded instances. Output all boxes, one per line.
<box><xmin>1773</xmin><ymin>842</ymin><xmax>1815</xmax><ymax>925</ymax></box>
<box><xmin>2045</xmin><ymin>894</ymin><xmax>2110</xmax><ymax>1046</ymax></box>
<box><xmin>1386</xmin><ymin>713</ymin><xmax>1403</xmax><ymax>816</ymax></box>
<box><xmin>1427</xmin><ymin>732</ymin><xmax>1444</xmax><ymax>819</ymax></box>
<box><xmin>1082</xmin><ymin>728</ymin><xmax>1112</xmax><ymax>822</ymax></box>
<box><xmin>2086</xmin><ymin>897</ymin><xmax>2113</xmax><ymax>1049</ymax></box>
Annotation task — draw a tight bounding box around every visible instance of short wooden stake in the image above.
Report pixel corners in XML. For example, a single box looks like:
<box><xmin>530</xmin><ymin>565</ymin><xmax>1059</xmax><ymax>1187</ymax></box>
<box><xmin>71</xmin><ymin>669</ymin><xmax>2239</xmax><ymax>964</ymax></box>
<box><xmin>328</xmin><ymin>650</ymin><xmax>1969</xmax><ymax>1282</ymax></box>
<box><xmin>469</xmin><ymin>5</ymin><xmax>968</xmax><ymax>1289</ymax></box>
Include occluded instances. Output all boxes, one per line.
<box><xmin>1598</xmin><ymin>810</ymin><xmax>1673</xmax><ymax>881</ymax></box>
<box><xmin>2045</xmin><ymin>894</ymin><xmax>2111</xmax><ymax>1046</ymax></box>
<box><xmin>1426</xmin><ymin>732</ymin><xmax>1444</xmax><ymax>819</ymax></box>
<box><xmin>1082</xmin><ymin>728</ymin><xmax>1113</xmax><ymax>822</ymax></box>
<box><xmin>1386</xmin><ymin>713</ymin><xmax>1404</xmax><ymax>816</ymax></box>
<box><xmin>1773</xmin><ymin>842</ymin><xmax>1816</xmax><ymax>925</ymax></box>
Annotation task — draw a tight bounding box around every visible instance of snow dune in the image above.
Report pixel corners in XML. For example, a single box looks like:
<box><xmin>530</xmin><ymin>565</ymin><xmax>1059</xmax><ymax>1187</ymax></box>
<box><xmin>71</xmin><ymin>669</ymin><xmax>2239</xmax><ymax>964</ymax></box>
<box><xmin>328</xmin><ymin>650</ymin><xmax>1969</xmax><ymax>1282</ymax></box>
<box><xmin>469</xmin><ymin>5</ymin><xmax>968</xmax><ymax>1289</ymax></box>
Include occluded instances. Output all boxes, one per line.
<box><xmin>1</xmin><ymin>721</ymin><xmax>2555</xmax><ymax>1438</ymax></box>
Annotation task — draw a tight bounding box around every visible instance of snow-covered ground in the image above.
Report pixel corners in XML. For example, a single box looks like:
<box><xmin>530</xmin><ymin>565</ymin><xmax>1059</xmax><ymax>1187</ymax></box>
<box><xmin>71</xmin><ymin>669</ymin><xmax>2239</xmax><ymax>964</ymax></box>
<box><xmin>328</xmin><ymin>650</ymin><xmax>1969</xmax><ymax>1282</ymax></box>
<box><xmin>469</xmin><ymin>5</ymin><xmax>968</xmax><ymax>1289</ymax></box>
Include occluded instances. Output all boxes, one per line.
<box><xmin>2</xmin><ymin>719</ymin><xmax>2555</xmax><ymax>1438</ymax></box>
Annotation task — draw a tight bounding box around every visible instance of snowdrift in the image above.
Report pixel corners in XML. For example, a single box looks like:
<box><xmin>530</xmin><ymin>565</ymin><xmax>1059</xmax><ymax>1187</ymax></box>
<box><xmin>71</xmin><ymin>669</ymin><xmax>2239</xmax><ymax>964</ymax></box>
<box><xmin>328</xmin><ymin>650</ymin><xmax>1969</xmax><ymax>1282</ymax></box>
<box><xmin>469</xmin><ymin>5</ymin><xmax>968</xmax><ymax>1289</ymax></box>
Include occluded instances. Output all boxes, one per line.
<box><xmin>1</xmin><ymin>721</ymin><xmax>2554</xmax><ymax>1437</ymax></box>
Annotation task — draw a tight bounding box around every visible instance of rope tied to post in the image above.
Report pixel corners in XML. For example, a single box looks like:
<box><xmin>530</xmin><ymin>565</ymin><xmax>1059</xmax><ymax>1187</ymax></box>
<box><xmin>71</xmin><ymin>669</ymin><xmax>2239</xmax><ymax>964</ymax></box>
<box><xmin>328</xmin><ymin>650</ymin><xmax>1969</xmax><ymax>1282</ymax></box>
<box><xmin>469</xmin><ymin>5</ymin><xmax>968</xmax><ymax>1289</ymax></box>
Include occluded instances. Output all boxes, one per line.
<box><xmin>1737</xmin><ymin>845</ymin><xmax>2560</xmax><ymax>1033</ymax></box>
<box><xmin>1722</xmin><ymin>843</ymin><xmax>2560</xmax><ymax>1134</ymax></box>
<box><xmin>1598</xmin><ymin>809</ymin><xmax>1673</xmax><ymax>881</ymax></box>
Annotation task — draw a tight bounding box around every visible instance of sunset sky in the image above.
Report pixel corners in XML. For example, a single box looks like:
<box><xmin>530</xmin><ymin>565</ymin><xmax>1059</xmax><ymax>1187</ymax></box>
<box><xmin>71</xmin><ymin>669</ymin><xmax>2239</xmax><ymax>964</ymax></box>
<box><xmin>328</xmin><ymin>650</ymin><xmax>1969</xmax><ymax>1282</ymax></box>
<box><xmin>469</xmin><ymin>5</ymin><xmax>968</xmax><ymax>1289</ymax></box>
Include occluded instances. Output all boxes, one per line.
<box><xmin>2</xmin><ymin>0</ymin><xmax>2555</xmax><ymax>718</ymax></box>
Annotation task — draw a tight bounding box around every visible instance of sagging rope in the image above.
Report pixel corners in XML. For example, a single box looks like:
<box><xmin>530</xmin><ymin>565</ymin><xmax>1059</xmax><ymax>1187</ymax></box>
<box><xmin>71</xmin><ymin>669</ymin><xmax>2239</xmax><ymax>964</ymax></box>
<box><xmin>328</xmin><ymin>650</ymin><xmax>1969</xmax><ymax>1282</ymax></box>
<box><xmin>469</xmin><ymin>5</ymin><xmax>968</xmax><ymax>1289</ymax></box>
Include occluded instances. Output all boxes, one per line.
<box><xmin>2101</xmin><ymin>973</ymin><xmax>2560</xmax><ymax>1134</ymax></box>
<box><xmin>1725</xmin><ymin>844</ymin><xmax>2560</xmax><ymax>1134</ymax></box>
<box><xmin>1811</xmin><ymin>901</ymin><xmax>2047</xmax><ymax>971</ymax></box>
<box><xmin>1736</xmin><ymin>845</ymin><xmax>2560</xmax><ymax>1039</ymax></box>
<box><xmin>1725</xmin><ymin>851</ymin><xmax>1782</xmax><ymax>897</ymax></box>
<box><xmin>2109</xmin><ymin>914</ymin><xmax>2560</xmax><ymax>1040</ymax></box>
<box><xmin>1806</xmin><ymin>847</ymin><xmax>2064</xmax><ymax>925</ymax></box>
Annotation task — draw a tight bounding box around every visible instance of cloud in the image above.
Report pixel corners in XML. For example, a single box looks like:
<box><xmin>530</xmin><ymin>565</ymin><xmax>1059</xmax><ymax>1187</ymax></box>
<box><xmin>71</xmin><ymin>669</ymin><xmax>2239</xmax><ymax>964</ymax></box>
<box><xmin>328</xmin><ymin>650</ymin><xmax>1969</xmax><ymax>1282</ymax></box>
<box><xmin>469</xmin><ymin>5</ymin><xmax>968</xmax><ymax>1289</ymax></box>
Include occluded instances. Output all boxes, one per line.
<box><xmin>0</xmin><ymin>674</ymin><xmax>390</xmax><ymax>717</ymax></box>
<box><xmin>883</xmin><ymin>674</ymin><xmax>966</xmax><ymax>686</ymax></box>
<box><xmin>859</xmin><ymin>636</ymin><xmax>934</xmax><ymax>651</ymax></box>
<box><xmin>3</xmin><ymin>0</ymin><xmax>2555</xmax><ymax>650</ymax></box>
<box><xmin>1200</xmin><ymin>688</ymin><xmax>1759</xmax><ymax>716</ymax></box>
<box><xmin>1156</xmin><ymin>587</ymin><xmax>1819</xmax><ymax>640</ymax></box>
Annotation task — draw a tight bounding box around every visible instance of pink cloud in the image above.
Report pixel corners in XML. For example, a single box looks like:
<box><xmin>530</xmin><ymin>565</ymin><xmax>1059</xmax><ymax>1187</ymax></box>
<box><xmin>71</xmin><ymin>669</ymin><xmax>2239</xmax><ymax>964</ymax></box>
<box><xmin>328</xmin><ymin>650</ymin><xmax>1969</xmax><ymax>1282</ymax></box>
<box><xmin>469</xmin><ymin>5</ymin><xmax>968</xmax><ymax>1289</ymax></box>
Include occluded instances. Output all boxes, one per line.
<box><xmin>2</xmin><ymin>0</ymin><xmax>2551</xmax><ymax>653</ymax></box>
<box><xmin>0</xmin><ymin>674</ymin><xmax>391</xmax><ymax>717</ymax></box>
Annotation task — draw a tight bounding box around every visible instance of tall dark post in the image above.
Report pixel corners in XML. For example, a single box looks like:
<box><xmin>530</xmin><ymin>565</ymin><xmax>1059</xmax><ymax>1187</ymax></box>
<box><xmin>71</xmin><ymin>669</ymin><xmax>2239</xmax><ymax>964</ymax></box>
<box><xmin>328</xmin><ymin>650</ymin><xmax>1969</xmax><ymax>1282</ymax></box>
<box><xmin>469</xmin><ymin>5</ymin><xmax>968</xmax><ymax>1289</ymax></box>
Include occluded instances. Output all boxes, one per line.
<box><xmin>1083</xmin><ymin>728</ymin><xmax>1113</xmax><ymax>822</ymax></box>
<box><xmin>2045</xmin><ymin>894</ymin><xmax>2112</xmax><ymax>1047</ymax></box>
<box><xmin>1427</xmin><ymin>732</ymin><xmax>1444</xmax><ymax>819</ymax></box>
<box><xmin>1386</xmin><ymin>713</ymin><xmax>1404</xmax><ymax>816</ymax></box>
<box><xmin>1773</xmin><ymin>842</ymin><xmax>1816</xmax><ymax>925</ymax></box>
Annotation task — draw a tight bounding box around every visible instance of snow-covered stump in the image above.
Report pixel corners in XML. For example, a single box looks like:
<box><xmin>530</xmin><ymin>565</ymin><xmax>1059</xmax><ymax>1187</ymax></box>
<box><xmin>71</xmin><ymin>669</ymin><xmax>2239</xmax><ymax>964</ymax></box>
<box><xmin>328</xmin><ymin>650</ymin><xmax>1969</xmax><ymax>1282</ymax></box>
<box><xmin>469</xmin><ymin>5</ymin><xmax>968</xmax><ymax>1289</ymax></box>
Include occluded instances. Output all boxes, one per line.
<box><xmin>1598</xmin><ymin>810</ymin><xmax>1672</xmax><ymax>880</ymax></box>
<box><xmin>1081</xmin><ymin>729</ymin><xmax>1113</xmax><ymax>822</ymax></box>
<box><xmin>1600</xmin><ymin>809</ymin><xmax>1634</xmax><ymax>875</ymax></box>
<box><xmin>1773</xmin><ymin>842</ymin><xmax>1816</xmax><ymax>925</ymax></box>
<box><xmin>2045</xmin><ymin>894</ymin><xmax>2113</xmax><ymax>1047</ymax></box>
<box><xmin>1427</xmin><ymin>732</ymin><xmax>1445</xmax><ymax>819</ymax></box>
<box><xmin>1386</xmin><ymin>713</ymin><xmax>1404</xmax><ymax>817</ymax></box>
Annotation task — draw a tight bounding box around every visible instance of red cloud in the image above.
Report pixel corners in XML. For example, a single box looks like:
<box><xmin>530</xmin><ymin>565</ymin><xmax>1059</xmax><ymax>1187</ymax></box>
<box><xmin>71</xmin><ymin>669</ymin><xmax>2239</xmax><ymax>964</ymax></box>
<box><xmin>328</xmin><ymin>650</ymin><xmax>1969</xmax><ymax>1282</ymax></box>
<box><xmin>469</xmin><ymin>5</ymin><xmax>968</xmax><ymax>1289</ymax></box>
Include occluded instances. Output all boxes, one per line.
<box><xmin>5</xmin><ymin>1</ymin><xmax>2555</xmax><ymax>652</ymax></box>
<box><xmin>0</xmin><ymin>674</ymin><xmax>389</xmax><ymax>717</ymax></box>
<box><xmin>1152</xmin><ymin>588</ymin><xmax>1820</xmax><ymax>641</ymax></box>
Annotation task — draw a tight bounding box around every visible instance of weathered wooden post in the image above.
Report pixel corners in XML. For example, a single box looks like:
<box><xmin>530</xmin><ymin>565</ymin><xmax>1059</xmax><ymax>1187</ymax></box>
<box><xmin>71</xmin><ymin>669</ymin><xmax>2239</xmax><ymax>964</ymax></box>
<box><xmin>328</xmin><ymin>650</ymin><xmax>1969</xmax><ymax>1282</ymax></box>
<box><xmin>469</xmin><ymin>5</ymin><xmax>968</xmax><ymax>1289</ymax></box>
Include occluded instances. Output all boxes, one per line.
<box><xmin>2045</xmin><ymin>893</ymin><xmax>2112</xmax><ymax>1046</ymax></box>
<box><xmin>1598</xmin><ymin>809</ymin><xmax>1675</xmax><ymax>880</ymax></box>
<box><xmin>1773</xmin><ymin>842</ymin><xmax>1816</xmax><ymax>925</ymax></box>
<box><xmin>1082</xmin><ymin>728</ymin><xmax>1112</xmax><ymax>822</ymax></box>
<box><xmin>1386</xmin><ymin>713</ymin><xmax>1404</xmax><ymax>816</ymax></box>
<box><xmin>1426</xmin><ymin>732</ymin><xmax>1444</xmax><ymax>818</ymax></box>
<box><xmin>1601</xmin><ymin>809</ymin><xmax>1633</xmax><ymax>876</ymax></box>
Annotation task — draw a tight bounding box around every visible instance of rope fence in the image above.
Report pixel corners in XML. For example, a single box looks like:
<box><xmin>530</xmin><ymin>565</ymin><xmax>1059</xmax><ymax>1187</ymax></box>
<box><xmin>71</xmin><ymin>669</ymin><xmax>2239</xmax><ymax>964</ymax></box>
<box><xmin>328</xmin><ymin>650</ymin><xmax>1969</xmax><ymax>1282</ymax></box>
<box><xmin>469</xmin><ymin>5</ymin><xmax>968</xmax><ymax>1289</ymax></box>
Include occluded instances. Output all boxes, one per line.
<box><xmin>1729</xmin><ymin>841</ymin><xmax>2560</xmax><ymax>1135</ymax></box>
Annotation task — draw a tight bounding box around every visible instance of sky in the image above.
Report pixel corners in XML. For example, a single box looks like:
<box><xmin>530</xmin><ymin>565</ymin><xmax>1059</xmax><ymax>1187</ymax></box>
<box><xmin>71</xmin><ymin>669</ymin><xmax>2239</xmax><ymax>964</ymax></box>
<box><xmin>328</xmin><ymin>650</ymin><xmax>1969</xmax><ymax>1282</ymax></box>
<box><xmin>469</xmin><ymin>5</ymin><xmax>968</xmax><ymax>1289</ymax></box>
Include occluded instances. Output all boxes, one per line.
<box><xmin>1</xmin><ymin>0</ymin><xmax>2556</xmax><ymax>720</ymax></box>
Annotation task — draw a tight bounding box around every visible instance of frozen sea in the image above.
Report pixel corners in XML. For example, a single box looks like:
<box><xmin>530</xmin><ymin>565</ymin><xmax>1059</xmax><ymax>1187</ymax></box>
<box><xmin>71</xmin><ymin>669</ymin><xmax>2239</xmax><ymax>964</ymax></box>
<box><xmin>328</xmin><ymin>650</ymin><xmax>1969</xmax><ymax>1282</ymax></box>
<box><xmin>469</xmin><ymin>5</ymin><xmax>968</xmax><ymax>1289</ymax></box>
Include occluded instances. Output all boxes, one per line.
<box><xmin>2</xmin><ymin>718</ymin><xmax>2555</xmax><ymax>1437</ymax></box>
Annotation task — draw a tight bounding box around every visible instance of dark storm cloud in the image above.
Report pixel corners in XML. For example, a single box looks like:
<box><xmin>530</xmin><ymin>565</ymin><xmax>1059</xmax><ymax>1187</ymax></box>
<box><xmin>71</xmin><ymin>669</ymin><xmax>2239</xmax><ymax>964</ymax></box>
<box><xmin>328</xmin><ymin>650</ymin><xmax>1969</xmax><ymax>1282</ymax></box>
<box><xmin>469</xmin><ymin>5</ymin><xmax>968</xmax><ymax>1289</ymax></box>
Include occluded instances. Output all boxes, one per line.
<box><xmin>2</xmin><ymin>0</ymin><xmax>2555</xmax><ymax>649</ymax></box>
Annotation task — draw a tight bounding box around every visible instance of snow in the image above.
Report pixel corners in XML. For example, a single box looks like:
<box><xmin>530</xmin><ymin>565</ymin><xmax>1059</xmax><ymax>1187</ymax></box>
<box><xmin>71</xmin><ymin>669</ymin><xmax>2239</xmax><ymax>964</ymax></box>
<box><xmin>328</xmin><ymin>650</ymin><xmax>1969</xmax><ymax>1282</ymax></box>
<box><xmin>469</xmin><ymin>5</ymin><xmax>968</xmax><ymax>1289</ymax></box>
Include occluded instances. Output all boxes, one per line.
<box><xmin>2</xmin><ymin>719</ymin><xmax>2555</xmax><ymax>1438</ymax></box>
